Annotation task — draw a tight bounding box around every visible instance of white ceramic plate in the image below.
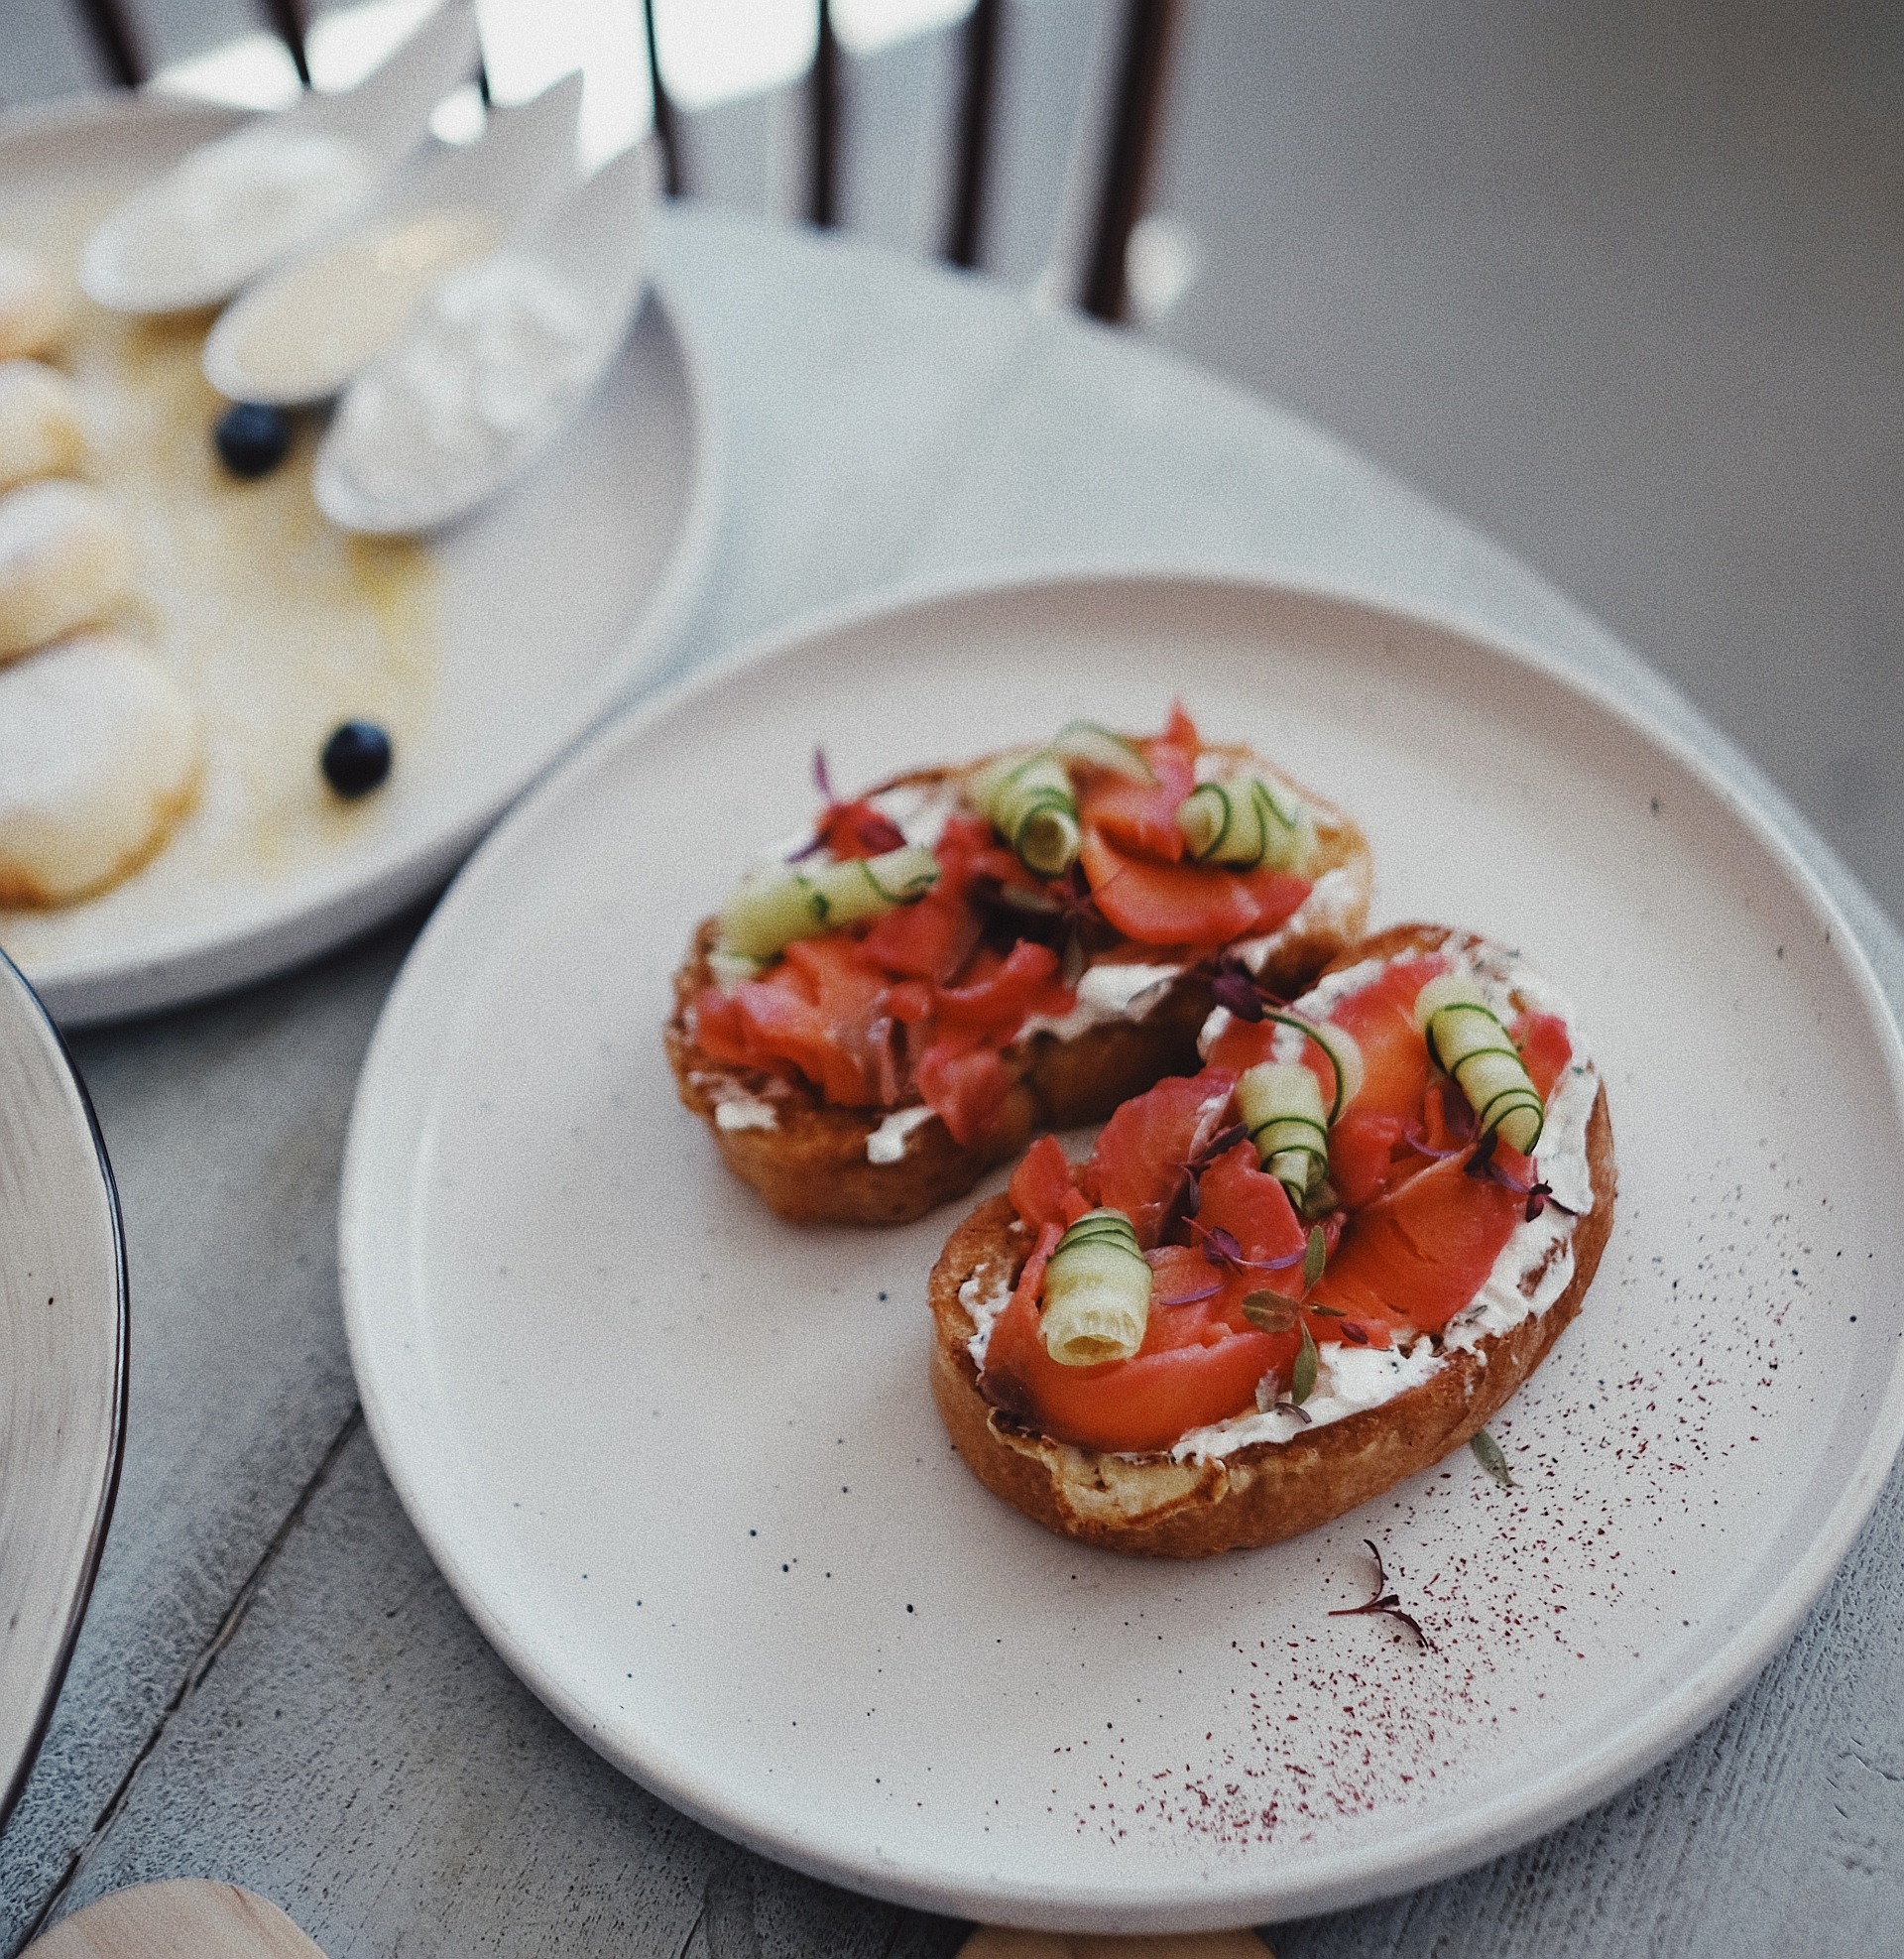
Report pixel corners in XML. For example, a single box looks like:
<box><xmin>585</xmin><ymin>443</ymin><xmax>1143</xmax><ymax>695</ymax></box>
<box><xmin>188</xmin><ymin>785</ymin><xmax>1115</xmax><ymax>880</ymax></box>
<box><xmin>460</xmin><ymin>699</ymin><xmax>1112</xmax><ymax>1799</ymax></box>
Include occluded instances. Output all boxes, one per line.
<box><xmin>0</xmin><ymin>949</ymin><xmax>126</xmax><ymax>1827</ymax></box>
<box><xmin>0</xmin><ymin>96</ymin><xmax>719</xmax><ymax>1027</ymax></box>
<box><xmin>341</xmin><ymin>573</ymin><xmax>1904</xmax><ymax>1930</ymax></box>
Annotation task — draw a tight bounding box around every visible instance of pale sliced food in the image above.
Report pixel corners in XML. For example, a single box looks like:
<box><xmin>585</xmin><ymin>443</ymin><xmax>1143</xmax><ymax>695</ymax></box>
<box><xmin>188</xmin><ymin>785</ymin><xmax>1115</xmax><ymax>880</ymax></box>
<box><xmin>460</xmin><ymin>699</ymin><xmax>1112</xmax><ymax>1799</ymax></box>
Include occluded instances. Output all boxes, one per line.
<box><xmin>0</xmin><ymin>479</ymin><xmax>134</xmax><ymax>662</ymax></box>
<box><xmin>0</xmin><ymin>245</ymin><xmax>70</xmax><ymax>360</ymax></box>
<box><xmin>0</xmin><ymin>633</ymin><xmax>201</xmax><ymax>907</ymax></box>
<box><xmin>0</xmin><ymin>359</ymin><xmax>87</xmax><ymax>492</ymax></box>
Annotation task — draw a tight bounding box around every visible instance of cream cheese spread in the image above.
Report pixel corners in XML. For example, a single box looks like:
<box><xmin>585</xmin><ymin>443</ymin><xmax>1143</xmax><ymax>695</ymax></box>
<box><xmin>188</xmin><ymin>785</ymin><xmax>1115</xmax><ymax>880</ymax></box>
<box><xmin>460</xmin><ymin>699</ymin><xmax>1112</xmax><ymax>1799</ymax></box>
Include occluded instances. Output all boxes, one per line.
<box><xmin>867</xmin><ymin>1103</ymin><xmax>939</xmax><ymax>1163</ymax></box>
<box><xmin>713</xmin><ymin>1092</ymin><xmax>778</xmax><ymax>1133</ymax></box>
<box><xmin>1017</xmin><ymin>959</ymin><xmax>1183</xmax><ymax>1041</ymax></box>
<box><xmin>962</xmin><ymin>1268</ymin><xmax>1014</xmax><ymax>1368</ymax></box>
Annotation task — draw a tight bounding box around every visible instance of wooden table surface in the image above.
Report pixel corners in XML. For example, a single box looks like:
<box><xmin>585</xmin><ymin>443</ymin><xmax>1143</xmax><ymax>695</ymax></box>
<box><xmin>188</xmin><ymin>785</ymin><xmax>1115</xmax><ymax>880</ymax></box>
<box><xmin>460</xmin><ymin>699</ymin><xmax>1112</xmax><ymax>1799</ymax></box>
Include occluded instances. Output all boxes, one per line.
<box><xmin>3</xmin><ymin>202</ymin><xmax>1902</xmax><ymax>1957</ymax></box>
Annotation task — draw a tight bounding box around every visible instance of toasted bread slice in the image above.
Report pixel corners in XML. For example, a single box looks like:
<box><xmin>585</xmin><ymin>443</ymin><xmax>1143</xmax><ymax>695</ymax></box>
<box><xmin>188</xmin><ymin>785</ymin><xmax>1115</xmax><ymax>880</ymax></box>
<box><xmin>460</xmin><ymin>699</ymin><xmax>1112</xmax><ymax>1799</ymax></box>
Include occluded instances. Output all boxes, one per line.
<box><xmin>666</xmin><ymin>745</ymin><xmax>1371</xmax><ymax>1226</ymax></box>
<box><xmin>925</xmin><ymin>924</ymin><xmax>1616</xmax><ymax>1555</ymax></box>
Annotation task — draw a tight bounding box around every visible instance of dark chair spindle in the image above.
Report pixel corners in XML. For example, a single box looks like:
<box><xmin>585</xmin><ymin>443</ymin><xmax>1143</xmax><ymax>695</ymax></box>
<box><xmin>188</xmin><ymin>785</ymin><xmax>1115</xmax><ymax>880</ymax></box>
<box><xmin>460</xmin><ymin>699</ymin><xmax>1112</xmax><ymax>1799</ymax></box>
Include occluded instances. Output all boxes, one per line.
<box><xmin>642</xmin><ymin>0</ymin><xmax>685</xmax><ymax>196</ymax></box>
<box><xmin>73</xmin><ymin>0</ymin><xmax>145</xmax><ymax>88</ymax></box>
<box><xmin>945</xmin><ymin>0</ymin><xmax>1002</xmax><ymax>270</ymax></box>
<box><xmin>809</xmin><ymin>0</ymin><xmax>840</xmax><ymax>227</ymax></box>
<box><xmin>62</xmin><ymin>0</ymin><xmax>1175</xmax><ymax>332</ymax></box>
<box><xmin>1081</xmin><ymin>0</ymin><xmax>1180</xmax><ymax>321</ymax></box>
<box><xmin>254</xmin><ymin>0</ymin><xmax>310</xmax><ymax>85</ymax></box>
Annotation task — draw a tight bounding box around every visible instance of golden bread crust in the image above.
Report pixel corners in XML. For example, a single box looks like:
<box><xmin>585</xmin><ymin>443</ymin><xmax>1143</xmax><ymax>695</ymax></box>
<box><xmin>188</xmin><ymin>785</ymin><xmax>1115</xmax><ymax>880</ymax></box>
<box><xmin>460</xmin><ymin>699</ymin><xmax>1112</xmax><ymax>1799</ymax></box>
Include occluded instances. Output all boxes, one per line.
<box><xmin>925</xmin><ymin>924</ymin><xmax>1616</xmax><ymax>1555</ymax></box>
<box><xmin>666</xmin><ymin>751</ymin><xmax>1371</xmax><ymax>1226</ymax></box>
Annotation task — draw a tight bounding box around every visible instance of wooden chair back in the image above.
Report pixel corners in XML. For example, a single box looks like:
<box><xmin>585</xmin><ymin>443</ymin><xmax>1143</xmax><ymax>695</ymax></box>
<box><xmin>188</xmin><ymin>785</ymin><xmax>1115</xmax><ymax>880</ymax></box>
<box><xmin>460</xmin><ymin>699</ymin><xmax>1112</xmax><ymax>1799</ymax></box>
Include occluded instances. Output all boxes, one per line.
<box><xmin>53</xmin><ymin>0</ymin><xmax>1178</xmax><ymax>320</ymax></box>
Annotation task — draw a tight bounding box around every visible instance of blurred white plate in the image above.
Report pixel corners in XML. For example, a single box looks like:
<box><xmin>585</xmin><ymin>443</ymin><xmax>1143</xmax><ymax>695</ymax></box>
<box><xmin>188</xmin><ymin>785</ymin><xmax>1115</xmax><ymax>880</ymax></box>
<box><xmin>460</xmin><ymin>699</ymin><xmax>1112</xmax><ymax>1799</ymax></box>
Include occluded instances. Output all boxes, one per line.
<box><xmin>341</xmin><ymin>572</ymin><xmax>1904</xmax><ymax>1930</ymax></box>
<box><xmin>0</xmin><ymin>97</ymin><xmax>719</xmax><ymax>1027</ymax></box>
<box><xmin>0</xmin><ymin>948</ymin><xmax>125</xmax><ymax>1827</ymax></box>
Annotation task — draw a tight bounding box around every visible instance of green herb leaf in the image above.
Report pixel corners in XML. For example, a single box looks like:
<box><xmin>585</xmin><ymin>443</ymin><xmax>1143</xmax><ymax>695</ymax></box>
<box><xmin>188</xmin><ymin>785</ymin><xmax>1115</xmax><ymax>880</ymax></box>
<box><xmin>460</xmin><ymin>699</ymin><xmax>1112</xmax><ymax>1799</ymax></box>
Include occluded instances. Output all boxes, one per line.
<box><xmin>1291</xmin><ymin>1323</ymin><xmax>1319</xmax><ymax>1405</ymax></box>
<box><xmin>1302</xmin><ymin>1224</ymin><xmax>1327</xmax><ymax>1289</ymax></box>
<box><xmin>1241</xmin><ymin>1289</ymin><xmax>1301</xmax><ymax>1333</ymax></box>
<box><xmin>1471</xmin><ymin>1428</ymin><xmax>1514</xmax><ymax>1489</ymax></box>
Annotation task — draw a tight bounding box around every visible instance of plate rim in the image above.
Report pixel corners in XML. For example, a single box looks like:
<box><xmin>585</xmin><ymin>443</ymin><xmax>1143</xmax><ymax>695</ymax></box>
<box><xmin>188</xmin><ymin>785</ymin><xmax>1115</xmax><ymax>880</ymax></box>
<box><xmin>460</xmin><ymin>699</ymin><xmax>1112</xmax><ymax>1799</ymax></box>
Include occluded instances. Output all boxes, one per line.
<box><xmin>0</xmin><ymin>92</ymin><xmax>724</xmax><ymax>1029</ymax></box>
<box><xmin>0</xmin><ymin>948</ymin><xmax>129</xmax><ymax>1833</ymax></box>
<box><xmin>340</xmin><ymin>561</ymin><xmax>1904</xmax><ymax>1927</ymax></box>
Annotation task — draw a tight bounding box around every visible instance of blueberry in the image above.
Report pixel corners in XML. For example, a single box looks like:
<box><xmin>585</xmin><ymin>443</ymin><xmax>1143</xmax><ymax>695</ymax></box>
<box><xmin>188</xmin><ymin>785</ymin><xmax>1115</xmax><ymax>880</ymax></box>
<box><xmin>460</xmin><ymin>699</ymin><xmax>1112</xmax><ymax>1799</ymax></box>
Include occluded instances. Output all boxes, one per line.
<box><xmin>214</xmin><ymin>402</ymin><xmax>291</xmax><ymax>478</ymax></box>
<box><xmin>321</xmin><ymin>721</ymin><xmax>392</xmax><ymax>797</ymax></box>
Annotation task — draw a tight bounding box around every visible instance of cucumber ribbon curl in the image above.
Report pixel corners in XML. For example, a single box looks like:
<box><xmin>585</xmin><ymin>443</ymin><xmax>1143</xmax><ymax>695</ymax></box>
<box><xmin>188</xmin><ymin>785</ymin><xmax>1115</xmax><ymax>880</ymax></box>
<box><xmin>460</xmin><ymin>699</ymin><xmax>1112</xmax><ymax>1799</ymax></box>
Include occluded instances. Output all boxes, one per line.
<box><xmin>1414</xmin><ymin>971</ymin><xmax>1545</xmax><ymax>1153</ymax></box>
<box><xmin>1040</xmin><ymin>1208</ymin><xmax>1151</xmax><ymax>1366</ymax></box>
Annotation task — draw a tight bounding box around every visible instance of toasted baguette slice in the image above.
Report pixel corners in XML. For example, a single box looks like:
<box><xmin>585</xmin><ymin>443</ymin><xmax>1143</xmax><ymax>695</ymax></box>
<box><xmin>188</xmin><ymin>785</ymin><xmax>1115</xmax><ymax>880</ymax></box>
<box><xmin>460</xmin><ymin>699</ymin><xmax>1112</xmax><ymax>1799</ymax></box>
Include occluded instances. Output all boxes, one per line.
<box><xmin>666</xmin><ymin>744</ymin><xmax>1371</xmax><ymax>1226</ymax></box>
<box><xmin>926</xmin><ymin>924</ymin><xmax>1616</xmax><ymax>1556</ymax></box>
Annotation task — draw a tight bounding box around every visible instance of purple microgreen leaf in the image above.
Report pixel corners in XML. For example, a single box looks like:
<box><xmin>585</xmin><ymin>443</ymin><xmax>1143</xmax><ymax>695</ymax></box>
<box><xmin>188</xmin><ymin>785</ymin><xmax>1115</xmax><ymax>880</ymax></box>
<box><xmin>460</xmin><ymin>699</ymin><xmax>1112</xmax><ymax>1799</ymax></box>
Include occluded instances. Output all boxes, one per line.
<box><xmin>1326</xmin><ymin>1539</ymin><xmax>1437</xmax><ymax>1652</ymax></box>
<box><xmin>1398</xmin><ymin>1118</ymin><xmax>1461</xmax><ymax>1163</ymax></box>
<box><xmin>1339</xmin><ymin>1320</ymin><xmax>1370</xmax><ymax>1345</ymax></box>
<box><xmin>1274</xmin><ymin>1400</ymin><xmax>1313</xmax><ymax>1424</ymax></box>
<box><xmin>812</xmin><ymin>747</ymin><xmax>835</xmax><ymax>802</ymax></box>
<box><xmin>853</xmin><ymin>810</ymin><xmax>907</xmax><ymax>853</ymax></box>
<box><xmin>1463</xmin><ymin>1143</ymin><xmax>1583</xmax><ymax>1220</ymax></box>
<box><xmin>1210</xmin><ymin>965</ymin><xmax>1265</xmax><ymax>1022</ymax></box>
<box><xmin>1191</xmin><ymin>1122</ymin><xmax>1249</xmax><ymax>1173</ymax></box>
<box><xmin>1189</xmin><ymin>1219</ymin><xmax>1305</xmax><ymax>1275</ymax></box>
<box><xmin>1154</xmin><ymin>1163</ymin><xmax>1198</xmax><ymax>1246</ymax></box>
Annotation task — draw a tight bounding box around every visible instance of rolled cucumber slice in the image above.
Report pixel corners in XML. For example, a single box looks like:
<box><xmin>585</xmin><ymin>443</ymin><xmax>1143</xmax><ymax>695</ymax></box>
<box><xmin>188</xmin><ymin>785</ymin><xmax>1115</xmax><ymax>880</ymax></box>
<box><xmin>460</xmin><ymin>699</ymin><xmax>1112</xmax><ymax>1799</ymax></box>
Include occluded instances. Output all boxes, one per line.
<box><xmin>717</xmin><ymin>842</ymin><xmax>939</xmax><ymax>961</ymax></box>
<box><xmin>1237</xmin><ymin>1060</ymin><xmax>1330</xmax><ymax>1211</ymax></box>
<box><xmin>1260</xmin><ymin>1010</ymin><xmax>1364</xmax><ymax>1124</ymax></box>
<box><xmin>1040</xmin><ymin>1207</ymin><xmax>1151</xmax><ymax>1366</ymax></box>
<box><xmin>1176</xmin><ymin>774</ymin><xmax>1316</xmax><ymax>872</ymax></box>
<box><xmin>1050</xmin><ymin>719</ymin><xmax>1155</xmax><ymax>783</ymax></box>
<box><xmin>1414</xmin><ymin>970</ymin><xmax>1545</xmax><ymax>1153</ymax></box>
<box><xmin>967</xmin><ymin>747</ymin><xmax>1081</xmax><ymax>878</ymax></box>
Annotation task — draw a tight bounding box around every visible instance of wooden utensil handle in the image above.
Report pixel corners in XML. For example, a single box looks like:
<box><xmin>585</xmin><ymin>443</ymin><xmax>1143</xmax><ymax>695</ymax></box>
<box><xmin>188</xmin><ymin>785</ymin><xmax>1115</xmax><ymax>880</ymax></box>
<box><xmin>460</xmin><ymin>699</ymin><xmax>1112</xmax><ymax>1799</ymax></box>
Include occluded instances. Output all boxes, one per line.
<box><xmin>25</xmin><ymin>1881</ymin><xmax>329</xmax><ymax>1959</ymax></box>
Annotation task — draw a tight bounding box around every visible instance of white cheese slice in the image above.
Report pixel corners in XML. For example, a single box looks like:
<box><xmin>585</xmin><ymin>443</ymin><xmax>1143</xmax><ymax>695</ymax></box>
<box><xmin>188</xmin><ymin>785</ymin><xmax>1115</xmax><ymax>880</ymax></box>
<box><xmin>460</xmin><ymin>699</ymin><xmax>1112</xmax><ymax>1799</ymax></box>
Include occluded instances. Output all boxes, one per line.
<box><xmin>0</xmin><ymin>633</ymin><xmax>201</xmax><ymax>905</ymax></box>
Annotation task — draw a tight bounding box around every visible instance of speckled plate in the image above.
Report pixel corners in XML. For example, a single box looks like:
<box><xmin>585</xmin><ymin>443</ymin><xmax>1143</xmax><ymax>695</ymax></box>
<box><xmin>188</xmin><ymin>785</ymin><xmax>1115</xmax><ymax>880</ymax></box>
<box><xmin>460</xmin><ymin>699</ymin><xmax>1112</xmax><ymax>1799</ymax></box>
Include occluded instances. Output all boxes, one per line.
<box><xmin>0</xmin><ymin>947</ymin><xmax>126</xmax><ymax>1828</ymax></box>
<box><xmin>0</xmin><ymin>95</ymin><xmax>719</xmax><ymax>1027</ymax></box>
<box><xmin>340</xmin><ymin>571</ymin><xmax>1904</xmax><ymax>1930</ymax></box>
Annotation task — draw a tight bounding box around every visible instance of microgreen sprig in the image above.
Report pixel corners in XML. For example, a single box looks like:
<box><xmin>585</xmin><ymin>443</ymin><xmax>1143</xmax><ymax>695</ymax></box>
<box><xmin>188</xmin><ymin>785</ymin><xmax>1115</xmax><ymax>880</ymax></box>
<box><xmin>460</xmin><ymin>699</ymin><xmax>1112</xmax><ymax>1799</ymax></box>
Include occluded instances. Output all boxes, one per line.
<box><xmin>1327</xmin><ymin>1539</ymin><xmax>1436</xmax><ymax>1652</ymax></box>
<box><xmin>793</xmin><ymin>748</ymin><xmax>907</xmax><ymax>860</ymax></box>
<box><xmin>1464</xmin><ymin>1130</ymin><xmax>1579</xmax><ymax>1223</ymax></box>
